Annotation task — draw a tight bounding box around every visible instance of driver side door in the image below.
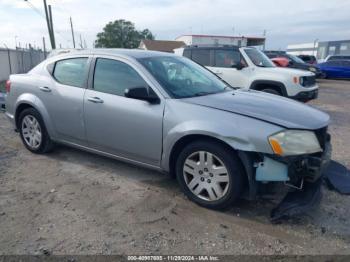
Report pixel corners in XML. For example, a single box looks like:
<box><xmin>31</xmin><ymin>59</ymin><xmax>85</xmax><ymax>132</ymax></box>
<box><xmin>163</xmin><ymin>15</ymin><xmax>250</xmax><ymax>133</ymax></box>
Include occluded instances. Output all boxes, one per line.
<box><xmin>208</xmin><ymin>49</ymin><xmax>249</xmax><ymax>88</ymax></box>
<box><xmin>83</xmin><ymin>56</ymin><xmax>164</xmax><ymax>167</ymax></box>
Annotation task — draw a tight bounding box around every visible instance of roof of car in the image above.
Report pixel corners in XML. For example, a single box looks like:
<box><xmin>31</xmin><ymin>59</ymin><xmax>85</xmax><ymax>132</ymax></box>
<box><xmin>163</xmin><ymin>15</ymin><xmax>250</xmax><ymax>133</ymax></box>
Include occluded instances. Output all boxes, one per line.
<box><xmin>50</xmin><ymin>48</ymin><xmax>176</xmax><ymax>59</ymax></box>
<box><xmin>183</xmin><ymin>45</ymin><xmax>240</xmax><ymax>50</ymax></box>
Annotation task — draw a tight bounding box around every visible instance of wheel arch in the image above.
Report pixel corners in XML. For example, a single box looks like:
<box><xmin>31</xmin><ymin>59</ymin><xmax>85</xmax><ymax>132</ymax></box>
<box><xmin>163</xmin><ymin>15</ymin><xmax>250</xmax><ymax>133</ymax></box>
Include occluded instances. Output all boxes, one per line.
<box><xmin>249</xmin><ymin>80</ymin><xmax>288</xmax><ymax>96</ymax></box>
<box><xmin>167</xmin><ymin>134</ymin><xmax>250</xmax><ymax>192</ymax></box>
<box><xmin>14</xmin><ymin>94</ymin><xmax>55</xmax><ymax>138</ymax></box>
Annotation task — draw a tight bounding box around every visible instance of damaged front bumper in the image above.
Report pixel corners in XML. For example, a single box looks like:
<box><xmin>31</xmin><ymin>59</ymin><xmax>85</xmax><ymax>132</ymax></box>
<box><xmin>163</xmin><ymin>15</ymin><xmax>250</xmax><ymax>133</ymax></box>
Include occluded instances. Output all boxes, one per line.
<box><xmin>257</xmin><ymin>139</ymin><xmax>331</xmax><ymax>187</ymax></box>
<box><xmin>241</xmin><ymin>134</ymin><xmax>332</xmax><ymax>221</ymax></box>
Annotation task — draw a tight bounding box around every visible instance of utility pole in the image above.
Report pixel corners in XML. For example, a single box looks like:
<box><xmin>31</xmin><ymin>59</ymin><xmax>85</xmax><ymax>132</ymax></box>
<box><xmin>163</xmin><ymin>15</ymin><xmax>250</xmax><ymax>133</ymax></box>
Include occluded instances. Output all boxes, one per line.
<box><xmin>48</xmin><ymin>4</ymin><xmax>56</xmax><ymax>49</ymax></box>
<box><xmin>41</xmin><ymin>0</ymin><xmax>55</xmax><ymax>49</ymax></box>
<box><xmin>70</xmin><ymin>17</ymin><xmax>76</xmax><ymax>48</ymax></box>
<box><xmin>79</xmin><ymin>34</ymin><xmax>83</xmax><ymax>49</ymax></box>
<box><xmin>24</xmin><ymin>0</ymin><xmax>55</xmax><ymax>49</ymax></box>
<box><xmin>263</xmin><ymin>29</ymin><xmax>267</xmax><ymax>51</ymax></box>
<box><xmin>42</xmin><ymin>37</ymin><xmax>46</xmax><ymax>58</ymax></box>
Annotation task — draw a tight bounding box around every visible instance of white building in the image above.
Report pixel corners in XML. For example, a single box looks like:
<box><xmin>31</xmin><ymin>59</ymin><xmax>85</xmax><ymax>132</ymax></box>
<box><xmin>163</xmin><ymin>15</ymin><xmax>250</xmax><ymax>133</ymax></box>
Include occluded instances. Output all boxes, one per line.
<box><xmin>175</xmin><ymin>34</ymin><xmax>265</xmax><ymax>47</ymax></box>
<box><xmin>287</xmin><ymin>40</ymin><xmax>350</xmax><ymax>61</ymax></box>
<box><xmin>286</xmin><ymin>42</ymin><xmax>318</xmax><ymax>56</ymax></box>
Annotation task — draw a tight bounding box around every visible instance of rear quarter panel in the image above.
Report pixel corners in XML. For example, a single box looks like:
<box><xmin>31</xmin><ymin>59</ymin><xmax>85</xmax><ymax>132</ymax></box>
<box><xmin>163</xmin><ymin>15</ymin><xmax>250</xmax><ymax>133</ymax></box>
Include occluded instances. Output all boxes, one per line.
<box><xmin>5</xmin><ymin>70</ymin><xmax>57</xmax><ymax>138</ymax></box>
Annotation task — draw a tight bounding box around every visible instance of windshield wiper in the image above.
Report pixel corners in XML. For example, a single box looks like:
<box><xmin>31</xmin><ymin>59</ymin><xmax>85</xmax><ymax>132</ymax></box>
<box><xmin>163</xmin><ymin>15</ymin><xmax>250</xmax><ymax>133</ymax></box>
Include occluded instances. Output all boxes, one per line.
<box><xmin>193</xmin><ymin>91</ymin><xmax>214</xmax><ymax>97</ymax></box>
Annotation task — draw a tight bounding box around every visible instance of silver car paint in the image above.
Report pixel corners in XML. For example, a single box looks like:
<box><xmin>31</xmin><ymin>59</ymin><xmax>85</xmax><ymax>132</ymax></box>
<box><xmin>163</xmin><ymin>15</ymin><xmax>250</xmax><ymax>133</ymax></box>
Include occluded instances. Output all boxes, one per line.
<box><xmin>5</xmin><ymin>49</ymin><xmax>329</xmax><ymax>173</ymax></box>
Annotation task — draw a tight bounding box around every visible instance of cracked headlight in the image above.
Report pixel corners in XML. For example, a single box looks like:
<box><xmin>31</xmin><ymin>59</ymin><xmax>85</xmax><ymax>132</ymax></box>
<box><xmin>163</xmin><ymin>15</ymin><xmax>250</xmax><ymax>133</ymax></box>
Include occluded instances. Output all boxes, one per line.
<box><xmin>268</xmin><ymin>130</ymin><xmax>322</xmax><ymax>156</ymax></box>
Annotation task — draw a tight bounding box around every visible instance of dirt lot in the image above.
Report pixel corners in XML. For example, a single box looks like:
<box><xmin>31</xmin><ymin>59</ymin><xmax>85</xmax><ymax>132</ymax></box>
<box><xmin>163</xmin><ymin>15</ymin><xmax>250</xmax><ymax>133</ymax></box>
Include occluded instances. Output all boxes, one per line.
<box><xmin>0</xmin><ymin>79</ymin><xmax>350</xmax><ymax>255</ymax></box>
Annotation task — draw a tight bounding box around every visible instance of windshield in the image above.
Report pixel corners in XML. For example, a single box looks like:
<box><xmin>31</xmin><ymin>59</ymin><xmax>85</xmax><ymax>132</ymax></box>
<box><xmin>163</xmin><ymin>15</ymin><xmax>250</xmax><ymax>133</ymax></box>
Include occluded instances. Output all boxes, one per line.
<box><xmin>244</xmin><ymin>48</ymin><xmax>275</xmax><ymax>68</ymax></box>
<box><xmin>286</xmin><ymin>54</ymin><xmax>306</xmax><ymax>64</ymax></box>
<box><xmin>138</xmin><ymin>56</ymin><xmax>230</xmax><ymax>98</ymax></box>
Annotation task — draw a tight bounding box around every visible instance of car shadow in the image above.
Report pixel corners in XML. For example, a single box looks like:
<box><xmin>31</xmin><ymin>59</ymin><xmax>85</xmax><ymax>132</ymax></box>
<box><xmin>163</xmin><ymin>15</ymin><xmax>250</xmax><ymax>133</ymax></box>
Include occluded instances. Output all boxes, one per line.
<box><xmin>45</xmin><ymin>144</ymin><xmax>316</xmax><ymax>225</ymax></box>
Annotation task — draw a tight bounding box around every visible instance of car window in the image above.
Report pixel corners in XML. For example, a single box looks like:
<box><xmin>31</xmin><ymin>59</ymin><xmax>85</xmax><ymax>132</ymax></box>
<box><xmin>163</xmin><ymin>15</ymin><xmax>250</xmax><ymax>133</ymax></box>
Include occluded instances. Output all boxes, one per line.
<box><xmin>326</xmin><ymin>61</ymin><xmax>342</xmax><ymax>66</ymax></box>
<box><xmin>53</xmin><ymin>58</ymin><xmax>89</xmax><ymax>87</ymax></box>
<box><xmin>138</xmin><ymin>56</ymin><xmax>229</xmax><ymax>99</ymax></box>
<box><xmin>191</xmin><ymin>50</ymin><xmax>211</xmax><ymax>66</ymax></box>
<box><xmin>93</xmin><ymin>58</ymin><xmax>148</xmax><ymax>96</ymax></box>
<box><xmin>244</xmin><ymin>48</ymin><xmax>275</xmax><ymax>68</ymax></box>
<box><xmin>183</xmin><ymin>49</ymin><xmax>191</xmax><ymax>59</ymax></box>
<box><xmin>328</xmin><ymin>56</ymin><xmax>350</xmax><ymax>61</ymax></box>
<box><xmin>214</xmin><ymin>50</ymin><xmax>242</xmax><ymax>68</ymax></box>
<box><xmin>341</xmin><ymin>60</ymin><xmax>350</xmax><ymax>67</ymax></box>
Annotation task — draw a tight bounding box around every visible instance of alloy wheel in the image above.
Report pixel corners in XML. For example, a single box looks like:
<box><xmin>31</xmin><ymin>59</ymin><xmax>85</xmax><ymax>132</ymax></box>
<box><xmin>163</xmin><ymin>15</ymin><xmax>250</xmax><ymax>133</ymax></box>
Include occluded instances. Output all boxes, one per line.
<box><xmin>183</xmin><ymin>151</ymin><xmax>230</xmax><ymax>201</ymax></box>
<box><xmin>21</xmin><ymin>115</ymin><xmax>42</xmax><ymax>149</ymax></box>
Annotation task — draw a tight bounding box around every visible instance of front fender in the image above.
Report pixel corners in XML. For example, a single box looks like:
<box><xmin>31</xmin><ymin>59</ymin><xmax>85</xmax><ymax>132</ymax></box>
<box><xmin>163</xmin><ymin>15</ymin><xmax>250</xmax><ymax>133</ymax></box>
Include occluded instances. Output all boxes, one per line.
<box><xmin>161</xmin><ymin>100</ymin><xmax>283</xmax><ymax>172</ymax></box>
<box><xmin>15</xmin><ymin>93</ymin><xmax>56</xmax><ymax>138</ymax></box>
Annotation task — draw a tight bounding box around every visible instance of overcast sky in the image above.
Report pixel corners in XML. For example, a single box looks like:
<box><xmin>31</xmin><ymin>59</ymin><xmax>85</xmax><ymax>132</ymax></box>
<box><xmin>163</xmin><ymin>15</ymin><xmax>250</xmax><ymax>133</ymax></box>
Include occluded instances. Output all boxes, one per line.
<box><xmin>0</xmin><ymin>0</ymin><xmax>349</xmax><ymax>50</ymax></box>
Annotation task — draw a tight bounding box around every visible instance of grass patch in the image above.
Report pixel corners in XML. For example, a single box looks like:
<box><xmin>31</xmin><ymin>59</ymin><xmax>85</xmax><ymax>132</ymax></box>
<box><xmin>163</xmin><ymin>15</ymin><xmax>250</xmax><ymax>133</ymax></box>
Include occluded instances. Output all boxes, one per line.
<box><xmin>0</xmin><ymin>81</ymin><xmax>5</xmax><ymax>93</ymax></box>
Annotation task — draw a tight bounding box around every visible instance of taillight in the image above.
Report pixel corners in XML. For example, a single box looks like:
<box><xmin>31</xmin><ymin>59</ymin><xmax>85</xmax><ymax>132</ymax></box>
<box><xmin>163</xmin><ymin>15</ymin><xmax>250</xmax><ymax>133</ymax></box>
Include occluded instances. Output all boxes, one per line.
<box><xmin>5</xmin><ymin>80</ymin><xmax>11</xmax><ymax>93</ymax></box>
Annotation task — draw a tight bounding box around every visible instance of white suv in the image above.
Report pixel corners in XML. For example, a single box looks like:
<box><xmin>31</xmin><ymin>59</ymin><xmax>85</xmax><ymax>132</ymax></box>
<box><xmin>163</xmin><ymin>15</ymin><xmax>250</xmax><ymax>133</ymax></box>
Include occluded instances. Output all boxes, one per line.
<box><xmin>175</xmin><ymin>46</ymin><xmax>319</xmax><ymax>101</ymax></box>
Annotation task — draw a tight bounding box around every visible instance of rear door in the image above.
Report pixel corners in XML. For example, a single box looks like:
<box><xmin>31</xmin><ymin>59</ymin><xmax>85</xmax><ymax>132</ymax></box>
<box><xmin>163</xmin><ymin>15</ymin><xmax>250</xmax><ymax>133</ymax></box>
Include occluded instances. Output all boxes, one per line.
<box><xmin>339</xmin><ymin>61</ymin><xmax>350</xmax><ymax>78</ymax></box>
<box><xmin>323</xmin><ymin>61</ymin><xmax>344</xmax><ymax>78</ymax></box>
<box><xmin>39</xmin><ymin>56</ymin><xmax>90</xmax><ymax>144</ymax></box>
<box><xmin>83</xmin><ymin>56</ymin><xmax>164</xmax><ymax>166</ymax></box>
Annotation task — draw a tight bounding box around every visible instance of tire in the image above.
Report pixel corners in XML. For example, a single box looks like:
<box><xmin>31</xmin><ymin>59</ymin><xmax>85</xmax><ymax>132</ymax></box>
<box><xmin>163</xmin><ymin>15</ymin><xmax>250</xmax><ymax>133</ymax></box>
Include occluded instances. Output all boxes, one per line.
<box><xmin>175</xmin><ymin>140</ymin><xmax>244</xmax><ymax>210</ymax></box>
<box><xmin>18</xmin><ymin>108</ymin><xmax>54</xmax><ymax>154</ymax></box>
<box><xmin>261</xmin><ymin>88</ymin><xmax>281</xmax><ymax>96</ymax></box>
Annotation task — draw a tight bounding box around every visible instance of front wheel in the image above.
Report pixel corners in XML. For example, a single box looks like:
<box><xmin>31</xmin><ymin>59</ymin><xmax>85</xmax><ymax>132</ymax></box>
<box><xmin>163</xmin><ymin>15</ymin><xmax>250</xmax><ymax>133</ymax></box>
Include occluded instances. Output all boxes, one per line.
<box><xmin>176</xmin><ymin>140</ymin><xmax>244</xmax><ymax>210</ymax></box>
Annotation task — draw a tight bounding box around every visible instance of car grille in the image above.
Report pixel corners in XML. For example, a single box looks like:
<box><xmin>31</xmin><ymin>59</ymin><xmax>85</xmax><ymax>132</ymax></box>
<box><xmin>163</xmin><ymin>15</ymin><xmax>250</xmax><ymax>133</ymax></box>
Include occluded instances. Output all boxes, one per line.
<box><xmin>315</xmin><ymin>127</ymin><xmax>330</xmax><ymax>150</ymax></box>
<box><xmin>301</xmin><ymin>75</ymin><xmax>316</xmax><ymax>87</ymax></box>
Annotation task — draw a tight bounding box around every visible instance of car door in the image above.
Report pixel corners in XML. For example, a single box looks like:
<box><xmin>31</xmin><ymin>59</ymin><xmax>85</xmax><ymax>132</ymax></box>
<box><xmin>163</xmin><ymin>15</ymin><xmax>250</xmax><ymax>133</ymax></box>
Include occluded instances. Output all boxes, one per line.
<box><xmin>324</xmin><ymin>61</ymin><xmax>343</xmax><ymax>78</ymax></box>
<box><xmin>83</xmin><ymin>56</ymin><xmax>164</xmax><ymax>167</ymax></box>
<box><xmin>208</xmin><ymin>49</ymin><xmax>249</xmax><ymax>88</ymax></box>
<box><xmin>339</xmin><ymin>61</ymin><xmax>350</xmax><ymax>78</ymax></box>
<box><xmin>38</xmin><ymin>56</ymin><xmax>90</xmax><ymax>144</ymax></box>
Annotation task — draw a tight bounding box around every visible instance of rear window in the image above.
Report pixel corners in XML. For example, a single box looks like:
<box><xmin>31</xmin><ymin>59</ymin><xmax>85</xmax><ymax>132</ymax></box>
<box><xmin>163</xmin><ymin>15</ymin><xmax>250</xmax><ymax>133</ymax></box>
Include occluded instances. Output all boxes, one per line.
<box><xmin>53</xmin><ymin>58</ymin><xmax>89</xmax><ymax>87</ymax></box>
<box><xmin>214</xmin><ymin>50</ymin><xmax>242</xmax><ymax>68</ymax></box>
<box><xmin>191</xmin><ymin>49</ymin><xmax>211</xmax><ymax>66</ymax></box>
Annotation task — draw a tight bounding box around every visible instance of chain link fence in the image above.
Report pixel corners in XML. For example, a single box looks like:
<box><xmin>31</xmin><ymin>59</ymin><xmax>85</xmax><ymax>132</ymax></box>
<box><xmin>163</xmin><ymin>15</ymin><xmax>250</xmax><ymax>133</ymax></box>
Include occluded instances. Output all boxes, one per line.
<box><xmin>0</xmin><ymin>47</ymin><xmax>47</xmax><ymax>83</ymax></box>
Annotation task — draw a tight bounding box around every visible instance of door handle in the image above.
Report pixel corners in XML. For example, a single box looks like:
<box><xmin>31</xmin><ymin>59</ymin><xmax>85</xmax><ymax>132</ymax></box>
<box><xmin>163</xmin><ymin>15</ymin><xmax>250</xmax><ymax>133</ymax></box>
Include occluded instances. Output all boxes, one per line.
<box><xmin>39</xmin><ymin>86</ymin><xmax>51</xmax><ymax>92</ymax></box>
<box><xmin>214</xmin><ymin>71</ymin><xmax>223</xmax><ymax>75</ymax></box>
<box><xmin>87</xmin><ymin>97</ymin><xmax>104</xmax><ymax>103</ymax></box>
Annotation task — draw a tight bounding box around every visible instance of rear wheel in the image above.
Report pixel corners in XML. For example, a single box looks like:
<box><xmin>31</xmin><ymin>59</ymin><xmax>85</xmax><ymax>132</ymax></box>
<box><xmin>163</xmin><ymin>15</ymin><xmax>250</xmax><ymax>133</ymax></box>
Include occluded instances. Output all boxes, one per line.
<box><xmin>176</xmin><ymin>140</ymin><xmax>244</xmax><ymax>210</ymax></box>
<box><xmin>19</xmin><ymin>108</ymin><xmax>54</xmax><ymax>154</ymax></box>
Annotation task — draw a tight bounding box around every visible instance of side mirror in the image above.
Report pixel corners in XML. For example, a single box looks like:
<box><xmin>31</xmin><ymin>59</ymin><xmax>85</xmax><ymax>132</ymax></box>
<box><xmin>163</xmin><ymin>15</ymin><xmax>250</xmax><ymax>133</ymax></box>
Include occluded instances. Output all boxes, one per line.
<box><xmin>232</xmin><ymin>63</ymin><xmax>245</xmax><ymax>70</ymax></box>
<box><xmin>124</xmin><ymin>86</ymin><xmax>160</xmax><ymax>104</ymax></box>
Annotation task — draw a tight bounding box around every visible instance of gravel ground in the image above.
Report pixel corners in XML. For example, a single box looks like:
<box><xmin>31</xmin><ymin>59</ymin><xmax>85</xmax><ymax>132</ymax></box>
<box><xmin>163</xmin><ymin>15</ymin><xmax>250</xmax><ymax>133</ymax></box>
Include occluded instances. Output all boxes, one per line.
<box><xmin>0</xmin><ymin>79</ymin><xmax>350</xmax><ymax>255</ymax></box>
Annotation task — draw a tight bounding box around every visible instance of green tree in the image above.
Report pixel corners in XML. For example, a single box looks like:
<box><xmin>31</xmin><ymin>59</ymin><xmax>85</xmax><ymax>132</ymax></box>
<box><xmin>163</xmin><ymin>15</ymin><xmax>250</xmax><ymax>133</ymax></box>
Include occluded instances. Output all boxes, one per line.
<box><xmin>95</xmin><ymin>19</ymin><xmax>155</xmax><ymax>48</ymax></box>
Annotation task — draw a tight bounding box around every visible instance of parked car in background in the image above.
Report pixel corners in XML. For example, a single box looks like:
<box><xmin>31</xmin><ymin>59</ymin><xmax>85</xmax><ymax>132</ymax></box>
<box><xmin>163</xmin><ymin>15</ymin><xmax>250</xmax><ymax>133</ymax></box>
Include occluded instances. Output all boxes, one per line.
<box><xmin>298</xmin><ymin>55</ymin><xmax>317</xmax><ymax>65</ymax></box>
<box><xmin>325</xmin><ymin>55</ymin><xmax>350</xmax><ymax>62</ymax></box>
<box><xmin>5</xmin><ymin>49</ymin><xmax>331</xmax><ymax>211</ymax></box>
<box><xmin>318</xmin><ymin>60</ymin><xmax>350</xmax><ymax>79</ymax></box>
<box><xmin>175</xmin><ymin>46</ymin><xmax>319</xmax><ymax>101</ymax></box>
<box><xmin>264</xmin><ymin>51</ymin><xmax>324</xmax><ymax>78</ymax></box>
<box><xmin>271</xmin><ymin>57</ymin><xmax>289</xmax><ymax>67</ymax></box>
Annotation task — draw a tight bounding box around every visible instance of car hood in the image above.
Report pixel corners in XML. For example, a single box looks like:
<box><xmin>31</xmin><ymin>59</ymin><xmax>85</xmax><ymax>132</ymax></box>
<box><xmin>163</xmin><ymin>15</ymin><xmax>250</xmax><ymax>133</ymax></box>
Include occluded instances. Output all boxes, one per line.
<box><xmin>292</xmin><ymin>63</ymin><xmax>320</xmax><ymax>71</ymax></box>
<box><xmin>182</xmin><ymin>90</ymin><xmax>329</xmax><ymax>130</ymax></box>
<box><xmin>264</xmin><ymin>66</ymin><xmax>315</xmax><ymax>76</ymax></box>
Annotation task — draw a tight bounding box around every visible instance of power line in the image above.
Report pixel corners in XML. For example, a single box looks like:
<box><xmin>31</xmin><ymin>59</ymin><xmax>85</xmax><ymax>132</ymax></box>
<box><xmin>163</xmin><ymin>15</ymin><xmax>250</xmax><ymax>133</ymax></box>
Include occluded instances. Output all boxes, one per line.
<box><xmin>25</xmin><ymin>0</ymin><xmax>46</xmax><ymax>19</ymax></box>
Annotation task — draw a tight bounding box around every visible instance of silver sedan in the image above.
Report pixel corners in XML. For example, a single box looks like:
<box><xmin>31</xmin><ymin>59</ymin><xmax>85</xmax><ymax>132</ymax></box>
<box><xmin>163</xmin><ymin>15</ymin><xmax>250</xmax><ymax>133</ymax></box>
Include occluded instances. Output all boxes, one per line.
<box><xmin>5</xmin><ymin>49</ymin><xmax>331</xmax><ymax>210</ymax></box>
